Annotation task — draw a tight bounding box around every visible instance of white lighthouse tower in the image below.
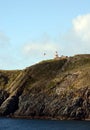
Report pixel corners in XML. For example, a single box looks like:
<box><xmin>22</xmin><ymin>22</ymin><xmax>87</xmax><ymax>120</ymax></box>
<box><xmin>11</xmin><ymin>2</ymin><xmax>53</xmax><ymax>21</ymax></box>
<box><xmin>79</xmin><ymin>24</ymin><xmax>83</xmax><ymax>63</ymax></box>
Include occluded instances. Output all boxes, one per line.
<box><xmin>54</xmin><ymin>51</ymin><xmax>59</xmax><ymax>59</ymax></box>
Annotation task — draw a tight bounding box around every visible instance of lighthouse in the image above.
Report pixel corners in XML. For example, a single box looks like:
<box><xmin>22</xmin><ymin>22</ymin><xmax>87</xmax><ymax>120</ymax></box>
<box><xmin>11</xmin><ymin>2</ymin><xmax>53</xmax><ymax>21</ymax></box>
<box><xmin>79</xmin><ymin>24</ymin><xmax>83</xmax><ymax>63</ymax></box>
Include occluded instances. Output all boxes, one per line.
<box><xmin>54</xmin><ymin>51</ymin><xmax>59</xmax><ymax>59</ymax></box>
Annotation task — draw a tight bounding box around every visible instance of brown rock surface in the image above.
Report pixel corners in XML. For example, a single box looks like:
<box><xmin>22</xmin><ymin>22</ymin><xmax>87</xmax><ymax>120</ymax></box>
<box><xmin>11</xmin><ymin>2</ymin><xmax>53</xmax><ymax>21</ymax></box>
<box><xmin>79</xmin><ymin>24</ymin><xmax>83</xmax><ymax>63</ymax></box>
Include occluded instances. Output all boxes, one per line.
<box><xmin>0</xmin><ymin>54</ymin><xmax>90</xmax><ymax>120</ymax></box>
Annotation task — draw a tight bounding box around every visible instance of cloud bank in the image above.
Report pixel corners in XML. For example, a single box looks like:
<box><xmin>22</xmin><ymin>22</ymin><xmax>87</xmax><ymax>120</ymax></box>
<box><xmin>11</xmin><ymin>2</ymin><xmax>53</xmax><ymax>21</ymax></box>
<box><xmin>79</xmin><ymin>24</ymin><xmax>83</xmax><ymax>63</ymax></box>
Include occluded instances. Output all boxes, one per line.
<box><xmin>62</xmin><ymin>14</ymin><xmax>90</xmax><ymax>55</ymax></box>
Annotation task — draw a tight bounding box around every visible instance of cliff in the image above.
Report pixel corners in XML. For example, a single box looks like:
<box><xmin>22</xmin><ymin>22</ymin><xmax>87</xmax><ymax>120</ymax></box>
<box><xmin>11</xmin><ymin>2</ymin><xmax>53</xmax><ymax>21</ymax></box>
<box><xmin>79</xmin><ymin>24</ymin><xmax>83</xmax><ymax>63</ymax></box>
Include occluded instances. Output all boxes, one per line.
<box><xmin>0</xmin><ymin>54</ymin><xmax>90</xmax><ymax>120</ymax></box>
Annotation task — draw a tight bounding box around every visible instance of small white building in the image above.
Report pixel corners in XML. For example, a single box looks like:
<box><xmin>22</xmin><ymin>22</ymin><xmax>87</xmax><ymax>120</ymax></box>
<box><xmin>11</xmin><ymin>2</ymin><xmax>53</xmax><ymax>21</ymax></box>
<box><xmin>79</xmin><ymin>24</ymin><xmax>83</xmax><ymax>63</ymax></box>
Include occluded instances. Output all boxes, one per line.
<box><xmin>54</xmin><ymin>51</ymin><xmax>68</xmax><ymax>60</ymax></box>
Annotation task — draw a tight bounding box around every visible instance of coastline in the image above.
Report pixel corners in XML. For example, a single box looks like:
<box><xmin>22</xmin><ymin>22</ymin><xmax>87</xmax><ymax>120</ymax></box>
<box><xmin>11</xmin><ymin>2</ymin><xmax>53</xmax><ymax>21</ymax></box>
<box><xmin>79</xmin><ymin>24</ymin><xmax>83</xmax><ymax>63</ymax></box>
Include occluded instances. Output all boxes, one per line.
<box><xmin>4</xmin><ymin>115</ymin><xmax>90</xmax><ymax>121</ymax></box>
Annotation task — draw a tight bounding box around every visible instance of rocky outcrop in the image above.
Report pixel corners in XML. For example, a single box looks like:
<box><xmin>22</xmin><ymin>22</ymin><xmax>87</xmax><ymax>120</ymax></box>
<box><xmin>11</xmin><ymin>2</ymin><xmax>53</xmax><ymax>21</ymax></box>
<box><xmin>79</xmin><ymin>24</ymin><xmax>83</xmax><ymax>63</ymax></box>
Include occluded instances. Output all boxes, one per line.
<box><xmin>14</xmin><ymin>86</ymin><xmax>90</xmax><ymax>120</ymax></box>
<box><xmin>0</xmin><ymin>90</ymin><xmax>9</xmax><ymax>106</ymax></box>
<box><xmin>0</xmin><ymin>54</ymin><xmax>90</xmax><ymax>120</ymax></box>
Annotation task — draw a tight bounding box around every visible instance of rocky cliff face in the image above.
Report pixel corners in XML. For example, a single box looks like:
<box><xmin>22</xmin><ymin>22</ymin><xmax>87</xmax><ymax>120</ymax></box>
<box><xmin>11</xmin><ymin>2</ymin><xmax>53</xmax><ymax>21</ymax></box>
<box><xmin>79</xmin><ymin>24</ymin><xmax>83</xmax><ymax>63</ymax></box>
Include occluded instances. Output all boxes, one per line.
<box><xmin>0</xmin><ymin>54</ymin><xmax>90</xmax><ymax>120</ymax></box>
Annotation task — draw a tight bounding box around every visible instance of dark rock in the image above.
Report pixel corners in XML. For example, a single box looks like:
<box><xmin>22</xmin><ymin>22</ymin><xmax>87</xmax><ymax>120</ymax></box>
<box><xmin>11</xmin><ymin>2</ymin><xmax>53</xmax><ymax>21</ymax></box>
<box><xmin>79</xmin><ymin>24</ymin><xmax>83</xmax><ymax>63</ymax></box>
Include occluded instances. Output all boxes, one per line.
<box><xmin>0</xmin><ymin>95</ymin><xmax>19</xmax><ymax>116</ymax></box>
<box><xmin>76</xmin><ymin>107</ymin><xmax>85</xmax><ymax>119</ymax></box>
<box><xmin>0</xmin><ymin>90</ymin><xmax>9</xmax><ymax>106</ymax></box>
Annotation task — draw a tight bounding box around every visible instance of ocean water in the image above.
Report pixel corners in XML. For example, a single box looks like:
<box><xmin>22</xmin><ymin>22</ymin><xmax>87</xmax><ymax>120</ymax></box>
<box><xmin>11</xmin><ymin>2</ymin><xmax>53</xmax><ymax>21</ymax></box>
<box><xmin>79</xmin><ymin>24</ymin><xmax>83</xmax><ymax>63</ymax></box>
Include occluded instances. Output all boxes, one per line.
<box><xmin>0</xmin><ymin>118</ymin><xmax>90</xmax><ymax>130</ymax></box>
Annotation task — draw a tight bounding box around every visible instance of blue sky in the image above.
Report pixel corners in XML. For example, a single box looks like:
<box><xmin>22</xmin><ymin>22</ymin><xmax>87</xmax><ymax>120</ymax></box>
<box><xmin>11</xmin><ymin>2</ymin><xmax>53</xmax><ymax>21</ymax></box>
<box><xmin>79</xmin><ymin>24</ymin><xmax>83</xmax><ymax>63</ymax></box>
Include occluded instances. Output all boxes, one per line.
<box><xmin>0</xmin><ymin>0</ymin><xmax>90</xmax><ymax>69</ymax></box>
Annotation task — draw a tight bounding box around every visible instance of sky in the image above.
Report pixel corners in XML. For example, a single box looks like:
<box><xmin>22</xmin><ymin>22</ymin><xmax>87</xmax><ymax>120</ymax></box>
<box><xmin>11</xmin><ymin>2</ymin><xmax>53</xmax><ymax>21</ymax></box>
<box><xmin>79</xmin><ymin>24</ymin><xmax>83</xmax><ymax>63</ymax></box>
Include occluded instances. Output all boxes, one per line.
<box><xmin>0</xmin><ymin>0</ymin><xmax>90</xmax><ymax>70</ymax></box>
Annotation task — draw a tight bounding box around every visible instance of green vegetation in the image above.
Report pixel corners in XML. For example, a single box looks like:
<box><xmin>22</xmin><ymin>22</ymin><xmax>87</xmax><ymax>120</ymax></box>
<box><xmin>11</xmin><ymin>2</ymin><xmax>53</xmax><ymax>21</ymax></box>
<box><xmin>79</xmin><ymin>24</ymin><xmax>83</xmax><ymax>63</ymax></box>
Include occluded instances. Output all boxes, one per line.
<box><xmin>0</xmin><ymin>54</ymin><xmax>90</xmax><ymax>94</ymax></box>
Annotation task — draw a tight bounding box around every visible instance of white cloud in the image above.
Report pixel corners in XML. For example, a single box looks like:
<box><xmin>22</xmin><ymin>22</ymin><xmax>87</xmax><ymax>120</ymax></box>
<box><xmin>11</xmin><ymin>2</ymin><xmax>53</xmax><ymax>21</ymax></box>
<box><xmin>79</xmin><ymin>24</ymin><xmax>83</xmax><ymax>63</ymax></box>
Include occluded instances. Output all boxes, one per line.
<box><xmin>23</xmin><ymin>42</ymin><xmax>58</xmax><ymax>54</ymax></box>
<box><xmin>72</xmin><ymin>14</ymin><xmax>90</xmax><ymax>42</ymax></box>
<box><xmin>22</xmin><ymin>36</ymin><xmax>61</xmax><ymax>59</ymax></box>
<box><xmin>62</xmin><ymin>14</ymin><xmax>90</xmax><ymax>55</ymax></box>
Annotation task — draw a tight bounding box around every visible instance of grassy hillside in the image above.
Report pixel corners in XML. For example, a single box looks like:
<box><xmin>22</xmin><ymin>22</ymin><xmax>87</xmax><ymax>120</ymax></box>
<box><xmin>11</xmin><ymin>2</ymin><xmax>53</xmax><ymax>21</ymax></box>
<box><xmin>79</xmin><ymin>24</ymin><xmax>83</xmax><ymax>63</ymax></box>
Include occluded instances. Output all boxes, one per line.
<box><xmin>0</xmin><ymin>54</ymin><xmax>90</xmax><ymax>120</ymax></box>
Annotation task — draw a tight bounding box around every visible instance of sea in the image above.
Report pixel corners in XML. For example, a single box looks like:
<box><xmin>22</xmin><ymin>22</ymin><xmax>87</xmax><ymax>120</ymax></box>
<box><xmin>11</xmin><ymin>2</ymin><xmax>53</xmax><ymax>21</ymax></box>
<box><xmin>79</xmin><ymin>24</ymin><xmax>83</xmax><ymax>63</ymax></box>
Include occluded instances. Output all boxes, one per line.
<box><xmin>0</xmin><ymin>118</ymin><xmax>90</xmax><ymax>130</ymax></box>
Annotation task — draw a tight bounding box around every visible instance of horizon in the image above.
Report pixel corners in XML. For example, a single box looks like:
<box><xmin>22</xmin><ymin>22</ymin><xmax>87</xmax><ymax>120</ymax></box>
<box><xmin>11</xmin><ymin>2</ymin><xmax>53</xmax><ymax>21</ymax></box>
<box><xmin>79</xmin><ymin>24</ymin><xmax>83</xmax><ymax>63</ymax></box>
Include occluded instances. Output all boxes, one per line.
<box><xmin>0</xmin><ymin>0</ymin><xmax>90</xmax><ymax>70</ymax></box>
